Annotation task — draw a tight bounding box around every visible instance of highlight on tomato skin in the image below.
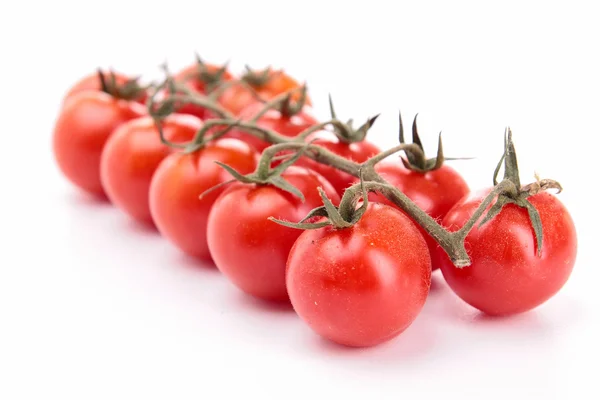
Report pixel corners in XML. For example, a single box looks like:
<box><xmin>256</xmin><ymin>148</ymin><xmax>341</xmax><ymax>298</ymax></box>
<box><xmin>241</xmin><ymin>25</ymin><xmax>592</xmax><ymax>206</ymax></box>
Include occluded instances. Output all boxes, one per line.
<box><xmin>434</xmin><ymin>190</ymin><xmax>578</xmax><ymax>316</ymax></box>
<box><xmin>295</xmin><ymin>131</ymin><xmax>380</xmax><ymax>196</ymax></box>
<box><xmin>286</xmin><ymin>203</ymin><xmax>432</xmax><ymax>348</ymax></box>
<box><xmin>148</xmin><ymin>138</ymin><xmax>259</xmax><ymax>261</ymax></box>
<box><xmin>226</xmin><ymin>102</ymin><xmax>319</xmax><ymax>152</ymax></box>
<box><xmin>371</xmin><ymin>162</ymin><xmax>470</xmax><ymax>268</ymax></box>
<box><xmin>100</xmin><ymin>114</ymin><xmax>203</xmax><ymax>225</ymax></box>
<box><xmin>52</xmin><ymin>91</ymin><xmax>147</xmax><ymax>198</ymax></box>
<box><xmin>207</xmin><ymin>166</ymin><xmax>340</xmax><ymax>302</ymax></box>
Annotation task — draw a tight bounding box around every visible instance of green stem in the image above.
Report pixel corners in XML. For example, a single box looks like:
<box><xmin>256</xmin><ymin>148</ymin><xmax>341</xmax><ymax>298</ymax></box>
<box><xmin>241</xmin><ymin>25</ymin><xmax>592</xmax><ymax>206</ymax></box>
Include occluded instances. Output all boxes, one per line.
<box><xmin>362</xmin><ymin>143</ymin><xmax>424</xmax><ymax>167</ymax></box>
<box><xmin>454</xmin><ymin>179</ymin><xmax>517</xmax><ymax>240</ymax></box>
<box><xmin>167</xmin><ymin>93</ymin><xmax>234</xmax><ymax>119</ymax></box>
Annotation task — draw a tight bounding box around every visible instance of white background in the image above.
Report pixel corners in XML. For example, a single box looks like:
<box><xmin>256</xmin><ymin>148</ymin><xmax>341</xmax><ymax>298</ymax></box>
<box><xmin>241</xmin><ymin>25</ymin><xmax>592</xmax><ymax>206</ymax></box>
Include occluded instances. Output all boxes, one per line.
<box><xmin>1</xmin><ymin>1</ymin><xmax>599</xmax><ymax>399</ymax></box>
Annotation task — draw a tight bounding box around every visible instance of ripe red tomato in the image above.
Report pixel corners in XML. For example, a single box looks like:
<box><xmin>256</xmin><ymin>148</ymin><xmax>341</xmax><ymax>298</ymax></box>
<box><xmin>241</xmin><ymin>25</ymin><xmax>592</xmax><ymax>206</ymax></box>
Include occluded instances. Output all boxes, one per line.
<box><xmin>63</xmin><ymin>71</ymin><xmax>146</xmax><ymax>106</ymax></box>
<box><xmin>53</xmin><ymin>92</ymin><xmax>146</xmax><ymax>197</ymax></box>
<box><xmin>149</xmin><ymin>138</ymin><xmax>258</xmax><ymax>260</ymax></box>
<box><xmin>287</xmin><ymin>203</ymin><xmax>432</xmax><ymax>347</ymax></box>
<box><xmin>217</xmin><ymin>68</ymin><xmax>311</xmax><ymax>116</ymax></box>
<box><xmin>173</xmin><ymin>63</ymin><xmax>234</xmax><ymax>119</ymax></box>
<box><xmin>100</xmin><ymin>114</ymin><xmax>202</xmax><ymax>224</ymax></box>
<box><xmin>296</xmin><ymin>131</ymin><xmax>380</xmax><ymax>196</ymax></box>
<box><xmin>258</xmin><ymin>70</ymin><xmax>311</xmax><ymax>104</ymax></box>
<box><xmin>226</xmin><ymin>102</ymin><xmax>318</xmax><ymax>152</ymax></box>
<box><xmin>207</xmin><ymin>166</ymin><xmax>339</xmax><ymax>302</ymax></box>
<box><xmin>371</xmin><ymin>162</ymin><xmax>469</xmax><ymax>266</ymax></box>
<box><xmin>435</xmin><ymin>190</ymin><xmax>577</xmax><ymax>316</ymax></box>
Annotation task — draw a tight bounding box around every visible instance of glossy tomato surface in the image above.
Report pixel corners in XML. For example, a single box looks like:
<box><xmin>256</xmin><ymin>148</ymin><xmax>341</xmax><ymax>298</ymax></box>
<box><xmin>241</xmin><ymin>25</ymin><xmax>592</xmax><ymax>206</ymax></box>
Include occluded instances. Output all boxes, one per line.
<box><xmin>53</xmin><ymin>92</ymin><xmax>146</xmax><ymax>197</ymax></box>
<box><xmin>296</xmin><ymin>131</ymin><xmax>380</xmax><ymax>196</ymax></box>
<box><xmin>207</xmin><ymin>166</ymin><xmax>339</xmax><ymax>302</ymax></box>
<box><xmin>173</xmin><ymin>63</ymin><xmax>234</xmax><ymax>119</ymax></box>
<box><xmin>435</xmin><ymin>190</ymin><xmax>577</xmax><ymax>316</ymax></box>
<box><xmin>372</xmin><ymin>162</ymin><xmax>470</xmax><ymax>265</ymax></box>
<box><xmin>287</xmin><ymin>203</ymin><xmax>432</xmax><ymax>347</ymax></box>
<box><xmin>100</xmin><ymin>114</ymin><xmax>202</xmax><ymax>224</ymax></box>
<box><xmin>149</xmin><ymin>138</ymin><xmax>258</xmax><ymax>260</ymax></box>
<box><xmin>227</xmin><ymin>102</ymin><xmax>318</xmax><ymax>152</ymax></box>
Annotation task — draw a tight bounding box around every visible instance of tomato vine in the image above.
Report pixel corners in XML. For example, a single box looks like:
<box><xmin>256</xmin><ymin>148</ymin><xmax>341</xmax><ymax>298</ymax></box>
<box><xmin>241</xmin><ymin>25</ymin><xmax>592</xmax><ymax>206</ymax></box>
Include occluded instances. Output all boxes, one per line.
<box><xmin>147</xmin><ymin>73</ymin><xmax>563</xmax><ymax>268</ymax></box>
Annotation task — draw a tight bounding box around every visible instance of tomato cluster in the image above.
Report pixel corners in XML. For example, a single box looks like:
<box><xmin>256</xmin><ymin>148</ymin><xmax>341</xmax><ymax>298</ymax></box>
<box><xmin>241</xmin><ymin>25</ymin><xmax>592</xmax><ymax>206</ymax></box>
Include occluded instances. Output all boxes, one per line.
<box><xmin>52</xmin><ymin>58</ymin><xmax>577</xmax><ymax>349</ymax></box>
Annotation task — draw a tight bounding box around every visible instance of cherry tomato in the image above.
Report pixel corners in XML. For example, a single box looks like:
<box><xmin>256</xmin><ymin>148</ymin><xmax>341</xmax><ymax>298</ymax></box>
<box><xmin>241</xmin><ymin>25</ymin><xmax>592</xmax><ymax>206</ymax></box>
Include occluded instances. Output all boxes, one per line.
<box><xmin>217</xmin><ymin>69</ymin><xmax>311</xmax><ymax>116</ymax></box>
<box><xmin>149</xmin><ymin>138</ymin><xmax>258</xmax><ymax>260</ymax></box>
<box><xmin>207</xmin><ymin>166</ymin><xmax>340</xmax><ymax>302</ymax></box>
<box><xmin>296</xmin><ymin>131</ymin><xmax>380</xmax><ymax>196</ymax></box>
<box><xmin>258</xmin><ymin>70</ymin><xmax>311</xmax><ymax>103</ymax></box>
<box><xmin>435</xmin><ymin>190</ymin><xmax>577</xmax><ymax>316</ymax></box>
<box><xmin>173</xmin><ymin>63</ymin><xmax>234</xmax><ymax>119</ymax></box>
<box><xmin>226</xmin><ymin>102</ymin><xmax>318</xmax><ymax>152</ymax></box>
<box><xmin>371</xmin><ymin>162</ymin><xmax>469</xmax><ymax>267</ymax></box>
<box><xmin>63</xmin><ymin>71</ymin><xmax>146</xmax><ymax>106</ymax></box>
<box><xmin>287</xmin><ymin>203</ymin><xmax>432</xmax><ymax>347</ymax></box>
<box><xmin>53</xmin><ymin>92</ymin><xmax>146</xmax><ymax>197</ymax></box>
<box><xmin>100</xmin><ymin>114</ymin><xmax>202</xmax><ymax>224</ymax></box>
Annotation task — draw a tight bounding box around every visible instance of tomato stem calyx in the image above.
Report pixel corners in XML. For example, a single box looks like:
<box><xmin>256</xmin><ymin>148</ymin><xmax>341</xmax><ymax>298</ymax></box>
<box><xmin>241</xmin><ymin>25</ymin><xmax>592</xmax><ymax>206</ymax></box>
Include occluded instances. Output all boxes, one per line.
<box><xmin>201</xmin><ymin>142</ymin><xmax>311</xmax><ymax>201</ymax></box>
<box><xmin>327</xmin><ymin>95</ymin><xmax>380</xmax><ymax>144</ymax></box>
<box><xmin>242</xmin><ymin>65</ymin><xmax>278</xmax><ymax>88</ymax></box>
<box><xmin>270</xmin><ymin>172</ymin><xmax>371</xmax><ymax>230</ymax></box>
<box><xmin>190</xmin><ymin>53</ymin><xmax>231</xmax><ymax>93</ymax></box>
<box><xmin>479</xmin><ymin>128</ymin><xmax>563</xmax><ymax>256</ymax></box>
<box><xmin>97</xmin><ymin>69</ymin><xmax>147</xmax><ymax>101</ymax></box>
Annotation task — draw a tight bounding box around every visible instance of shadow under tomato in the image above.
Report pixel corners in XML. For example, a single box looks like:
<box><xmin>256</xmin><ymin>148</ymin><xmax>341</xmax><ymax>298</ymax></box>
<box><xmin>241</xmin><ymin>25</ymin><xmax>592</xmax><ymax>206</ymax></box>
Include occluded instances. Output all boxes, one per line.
<box><xmin>172</xmin><ymin>251</ymin><xmax>218</xmax><ymax>273</ymax></box>
<box><xmin>64</xmin><ymin>188</ymin><xmax>111</xmax><ymax>208</ymax></box>
<box><xmin>226</xmin><ymin>289</ymin><xmax>295</xmax><ymax>314</ymax></box>
<box><xmin>428</xmin><ymin>273</ymin><xmax>446</xmax><ymax>295</ymax></box>
<box><xmin>119</xmin><ymin>215</ymin><xmax>159</xmax><ymax>236</ymax></box>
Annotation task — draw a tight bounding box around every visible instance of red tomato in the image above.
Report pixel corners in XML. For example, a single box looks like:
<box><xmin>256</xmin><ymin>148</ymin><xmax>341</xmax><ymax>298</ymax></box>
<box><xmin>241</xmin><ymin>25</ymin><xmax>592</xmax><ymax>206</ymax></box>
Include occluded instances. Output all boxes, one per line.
<box><xmin>296</xmin><ymin>131</ymin><xmax>380</xmax><ymax>196</ymax></box>
<box><xmin>435</xmin><ymin>190</ymin><xmax>577</xmax><ymax>316</ymax></box>
<box><xmin>173</xmin><ymin>63</ymin><xmax>234</xmax><ymax>119</ymax></box>
<box><xmin>149</xmin><ymin>138</ymin><xmax>258</xmax><ymax>260</ymax></box>
<box><xmin>257</xmin><ymin>70</ymin><xmax>312</xmax><ymax>104</ymax></box>
<box><xmin>63</xmin><ymin>71</ymin><xmax>146</xmax><ymax>106</ymax></box>
<box><xmin>226</xmin><ymin>102</ymin><xmax>318</xmax><ymax>152</ymax></box>
<box><xmin>217</xmin><ymin>69</ymin><xmax>311</xmax><ymax>116</ymax></box>
<box><xmin>53</xmin><ymin>92</ymin><xmax>146</xmax><ymax>197</ymax></box>
<box><xmin>207</xmin><ymin>166</ymin><xmax>340</xmax><ymax>301</ymax></box>
<box><xmin>100</xmin><ymin>114</ymin><xmax>202</xmax><ymax>224</ymax></box>
<box><xmin>371</xmin><ymin>162</ymin><xmax>469</xmax><ymax>266</ymax></box>
<box><xmin>287</xmin><ymin>203</ymin><xmax>432</xmax><ymax>347</ymax></box>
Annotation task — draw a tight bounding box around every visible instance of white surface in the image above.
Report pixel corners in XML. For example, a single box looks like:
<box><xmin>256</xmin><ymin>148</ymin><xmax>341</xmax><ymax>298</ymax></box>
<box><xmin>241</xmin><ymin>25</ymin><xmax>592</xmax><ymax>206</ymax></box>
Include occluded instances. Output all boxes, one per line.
<box><xmin>1</xmin><ymin>1</ymin><xmax>599</xmax><ymax>399</ymax></box>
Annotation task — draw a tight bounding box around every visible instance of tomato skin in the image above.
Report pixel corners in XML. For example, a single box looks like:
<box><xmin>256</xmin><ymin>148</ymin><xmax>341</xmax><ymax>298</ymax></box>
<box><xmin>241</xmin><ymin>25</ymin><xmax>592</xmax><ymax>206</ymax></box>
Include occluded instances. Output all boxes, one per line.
<box><xmin>371</xmin><ymin>162</ymin><xmax>470</xmax><ymax>266</ymax></box>
<box><xmin>214</xmin><ymin>84</ymin><xmax>259</xmax><ymax>117</ymax></box>
<box><xmin>173</xmin><ymin>64</ymin><xmax>234</xmax><ymax>119</ymax></box>
<box><xmin>207</xmin><ymin>166</ymin><xmax>340</xmax><ymax>301</ymax></box>
<box><xmin>63</xmin><ymin>71</ymin><xmax>146</xmax><ymax>106</ymax></box>
<box><xmin>226</xmin><ymin>102</ymin><xmax>318</xmax><ymax>152</ymax></box>
<box><xmin>296</xmin><ymin>132</ymin><xmax>380</xmax><ymax>196</ymax></box>
<box><xmin>217</xmin><ymin>69</ymin><xmax>311</xmax><ymax>116</ymax></box>
<box><xmin>53</xmin><ymin>92</ymin><xmax>146</xmax><ymax>197</ymax></box>
<box><xmin>149</xmin><ymin>138</ymin><xmax>258</xmax><ymax>260</ymax></box>
<box><xmin>435</xmin><ymin>190</ymin><xmax>578</xmax><ymax>316</ymax></box>
<box><xmin>258</xmin><ymin>71</ymin><xmax>311</xmax><ymax>105</ymax></box>
<box><xmin>100</xmin><ymin>114</ymin><xmax>202</xmax><ymax>224</ymax></box>
<box><xmin>287</xmin><ymin>203</ymin><xmax>432</xmax><ymax>347</ymax></box>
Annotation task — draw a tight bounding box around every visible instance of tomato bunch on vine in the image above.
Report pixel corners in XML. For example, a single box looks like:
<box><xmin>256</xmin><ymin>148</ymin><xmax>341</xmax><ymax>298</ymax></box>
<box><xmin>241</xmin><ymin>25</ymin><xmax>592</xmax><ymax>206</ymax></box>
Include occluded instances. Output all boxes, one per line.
<box><xmin>52</xmin><ymin>55</ymin><xmax>577</xmax><ymax>348</ymax></box>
